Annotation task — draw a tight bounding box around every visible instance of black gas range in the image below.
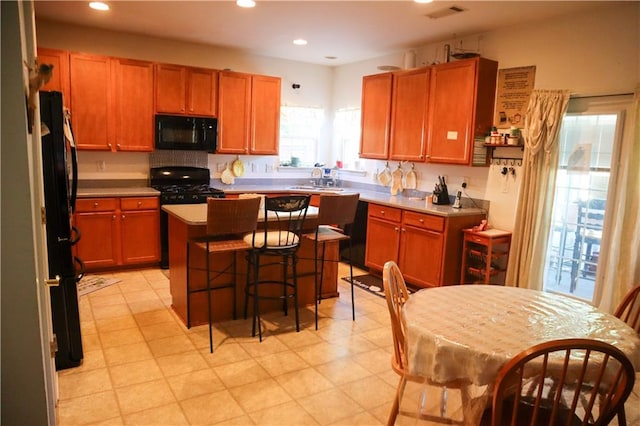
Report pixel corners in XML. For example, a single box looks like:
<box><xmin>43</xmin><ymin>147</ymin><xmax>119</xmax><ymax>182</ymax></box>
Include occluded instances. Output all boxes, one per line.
<box><xmin>150</xmin><ymin>166</ymin><xmax>225</xmax><ymax>268</ymax></box>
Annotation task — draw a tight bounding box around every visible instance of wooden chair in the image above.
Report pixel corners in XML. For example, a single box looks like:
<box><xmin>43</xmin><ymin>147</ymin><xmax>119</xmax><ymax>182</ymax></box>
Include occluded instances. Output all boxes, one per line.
<box><xmin>186</xmin><ymin>197</ymin><xmax>261</xmax><ymax>352</ymax></box>
<box><xmin>303</xmin><ymin>193</ymin><xmax>360</xmax><ymax>329</ymax></box>
<box><xmin>382</xmin><ymin>261</ymin><xmax>468</xmax><ymax>425</ymax></box>
<box><xmin>614</xmin><ymin>284</ymin><xmax>640</xmax><ymax>334</ymax></box>
<box><xmin>485</xmin><ymin>338</ymin><xmax>635</xmax><ymax>426</ymax></box>
<box><xmin>243</xmin><ymin>194</ymin><xmax>310</xmax><ymax>341</ymax></box>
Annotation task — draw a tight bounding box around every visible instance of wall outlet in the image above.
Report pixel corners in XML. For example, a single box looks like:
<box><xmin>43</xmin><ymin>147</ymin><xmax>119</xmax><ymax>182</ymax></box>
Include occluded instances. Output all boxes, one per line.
<box><xmin>462</xmin><ymin>176</ymin><xmax>470</xmax><ymax>188</ymax></box>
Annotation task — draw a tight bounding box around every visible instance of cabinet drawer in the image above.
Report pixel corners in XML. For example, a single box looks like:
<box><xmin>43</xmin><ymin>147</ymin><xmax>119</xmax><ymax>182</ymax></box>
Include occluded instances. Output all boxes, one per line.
<box><xmin>120</xmin><ymin>197</ymin><xmax>159</xmax><ymax>211</ymax></box>
<box><xmin>76</xmin><ymin>198</ymin><xmax>118</xmax><ymax>212</ymax></box>
<box><xmin>403</xmin><ymin>211</ymin><xmax>444</xmax><ymax>232</ymax></box>
<box><xmin>368</xmin><ymin>204</ymin><xmax>402</xmax><ymax>222</ymax></box>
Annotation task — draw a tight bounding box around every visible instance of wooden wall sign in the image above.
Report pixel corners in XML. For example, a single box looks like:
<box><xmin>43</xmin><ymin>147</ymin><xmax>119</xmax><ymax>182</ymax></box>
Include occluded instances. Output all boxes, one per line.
<box><xmin>493</xmin><ymin>66</ymin><xmax>536</xmax><ymax>128</ymax></box>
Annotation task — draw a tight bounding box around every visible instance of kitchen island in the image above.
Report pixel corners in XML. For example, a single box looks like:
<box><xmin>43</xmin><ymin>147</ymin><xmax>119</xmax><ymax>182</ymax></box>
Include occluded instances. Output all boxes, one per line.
<box><xmin>163</xmin><ymin>203</ymin><xmax>339</xmax><ymax>327</ymax></box>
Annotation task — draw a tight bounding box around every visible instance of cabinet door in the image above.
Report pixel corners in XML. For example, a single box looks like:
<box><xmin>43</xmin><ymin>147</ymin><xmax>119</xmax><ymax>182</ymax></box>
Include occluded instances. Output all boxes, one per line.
<box><xmin>114</xmin><ymin>59</ymin><xmax>154</xmax><ymax>151</ymax></box>
<box><xmin>121</xmin><ymin>210</ymin><xmax>159</xmax><ymax>264</ymax></box>
<box><xmin>426</xmin><ymin>59</ymin><xmax>487</xmax><ymax>164</ymax></box>
<box><xmin>188</xmin><ymin>68</ymin><xmax>218</xmax><ymax>116</ymax></box>
<box><xmin>155</xmin><ymin>64</ymin><xmax>187</xmax><ymax>114</ymax></box>
<box><xmin>217</xmin><ymin>71</ymin><xmax>252</xmax><ymax>154</ymax></box>
<box><xmin>398</xmin><ymin>226</ymin><xmax>443</xmax><ymax>288</ymax></box>
<box><xmin>74</xmin><ymin>212</ymin><xmax>119</xmax><ymax>269</ymax></box>
<box><xmin>37</xmin><ymin>48</ymin><xmax>70</xmax><ymax>105</ymax></box>
<box><xmin>359</xmin><ymin>73</ymin><xmax>392</xmax><ymax>159</ymax></box>
<box><xmin>365</xmin><ymin>217</ymin><xmax>400</xmax><ymax>271</ymax></box>
<box><xmin>389</xmin><ymin>68</ymin><xmax>430</xmax><ymax>161</ymax></box>
<box><xmin>70</xmin><ymin>53</ymin><xmax>112</xmax><ymax>150</ymax></box>
<box><xmin>250</xmin><ymin>75</ymin><xmax>280</xmax><ymax>155</ymax></box>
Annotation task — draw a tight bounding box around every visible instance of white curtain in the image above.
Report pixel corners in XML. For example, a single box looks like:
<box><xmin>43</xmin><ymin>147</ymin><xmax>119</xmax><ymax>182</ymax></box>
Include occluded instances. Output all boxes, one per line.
<box><xmin>593</xmin><ymin>88</ymin><xmax>640</xmax><ymax>312</ymax></box>
<box><xmin>506</xmin><ymin>90</ymin><xmax>570</xmax><ymax>290</ymax></box>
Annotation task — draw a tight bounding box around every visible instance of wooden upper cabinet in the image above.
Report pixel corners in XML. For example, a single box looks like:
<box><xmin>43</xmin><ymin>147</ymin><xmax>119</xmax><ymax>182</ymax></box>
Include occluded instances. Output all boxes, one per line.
<box><xmin>218</xmin><ymin>71</ymin><xmax>281</xmax><ymax>155</ymax></box>
<box><xmin>69</xmin><ymin>53</ymin><xmax>112</xmax><ymax>151</ymax></box>
<box><xmin>389</xmin><ymin>68</ymin><xmax>430</xmax><ymax>161</ymax></box>
<box><xmin>113</xmin><ymin>58</ymin><xmax>154</xmax><ymax>152</ymax></box>
<box><xmin>188</xmin><ymin>68</ymin><xmax>218</xmax><ymax>116</ymax></box>
<box><xmin>36</xmin><ymin>48</ymin><xmax>70</xmax><ymax>105</ymax></box>
<box><xmin>217</xmin><ymin>71</ymin><xmax>252</xmax><ymax>154</ymax></box>
<box><xmin>250</xmin><ymin>75</ymin><xmax>281</xmax><ymax>155</ymax></box>
<box><xmin>155</xmin><ymin>64</ymin><xmax>187</xmax><ymax>113</ymax></box>
<box><xmin>426</xmin><ymin>57</ymin><xmax>498</xmax><ymax>164</ymax></box>
<box><xmin>359</xmin><ymin>73</ymin><xmax>393</xmax><ymax>160</ymax></box>
<box><xmin>155</xmin><ymin>64</ymin><xmax>217</xmax><ymax>116</ymax></box>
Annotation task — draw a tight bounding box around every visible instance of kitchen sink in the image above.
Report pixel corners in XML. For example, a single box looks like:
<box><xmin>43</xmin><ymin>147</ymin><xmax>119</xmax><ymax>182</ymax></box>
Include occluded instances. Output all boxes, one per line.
<box><xmin>288</xmin><ymin>185</ymin><xmax>344</xmax><ymax>192</ymax></box>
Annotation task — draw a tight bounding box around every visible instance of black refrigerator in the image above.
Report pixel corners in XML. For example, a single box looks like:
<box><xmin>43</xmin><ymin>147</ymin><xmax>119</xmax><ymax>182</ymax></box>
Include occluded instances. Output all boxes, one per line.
<box><xmin>40</xmin><ymin>91</ymin><xmax>84</xmax><ymax>370</ymax></box>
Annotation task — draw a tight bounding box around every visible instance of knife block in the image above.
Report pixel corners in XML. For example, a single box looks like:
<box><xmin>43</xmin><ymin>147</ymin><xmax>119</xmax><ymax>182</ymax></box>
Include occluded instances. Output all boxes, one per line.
<box><xmin>432</xmin><ymin>187</ymin><xmax>450</xmax><ymax>205</ymax></box>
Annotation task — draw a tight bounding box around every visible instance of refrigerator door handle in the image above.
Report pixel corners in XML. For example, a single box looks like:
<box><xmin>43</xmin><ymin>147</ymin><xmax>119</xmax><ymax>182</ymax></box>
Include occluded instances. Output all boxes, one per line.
<box><xmin>64</xmin><ymin>110</ymin><xmax>78</xmax><ymax>213</ymax></box>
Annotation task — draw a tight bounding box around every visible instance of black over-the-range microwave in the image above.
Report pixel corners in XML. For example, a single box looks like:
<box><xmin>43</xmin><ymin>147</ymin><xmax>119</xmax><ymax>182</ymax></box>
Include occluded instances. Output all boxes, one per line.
<box><xmin>155</xmin><ymin>114</ymin><xmax>217</xmax><ymax>152</ymax></box>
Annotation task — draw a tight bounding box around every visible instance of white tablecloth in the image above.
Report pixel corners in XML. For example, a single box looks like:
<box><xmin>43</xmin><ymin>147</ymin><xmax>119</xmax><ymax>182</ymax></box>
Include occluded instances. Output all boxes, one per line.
<box><xmin>404</xmin><ymin>285</ymin><xmax>640</xmax><ymax>386</ymax></box>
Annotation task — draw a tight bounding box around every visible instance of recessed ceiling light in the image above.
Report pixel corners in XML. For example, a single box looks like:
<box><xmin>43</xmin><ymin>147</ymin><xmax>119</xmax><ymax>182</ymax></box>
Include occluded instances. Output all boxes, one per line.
<box><xmin>293</xmin><ymin>39</ymin><xmax>307</xmax><ymax>46</ymax></box>
<box><xmin>236</xmin><ymin>0</ymin><xmax>256</xmax><ymax>8</ymax></box>
<box><xmin>414</xmin><ymin>0</ymin><xmax>434</xmax><ymax>3</ymax></box>
<box><xmin>89</xmin><ymin>2</ymin><xmax>109</xmax><ymax>11</ymax></box>
<box><xmin>325</xmin><ymin>56</ymin><xmax>337</xmax><ymax>60</ymax></box>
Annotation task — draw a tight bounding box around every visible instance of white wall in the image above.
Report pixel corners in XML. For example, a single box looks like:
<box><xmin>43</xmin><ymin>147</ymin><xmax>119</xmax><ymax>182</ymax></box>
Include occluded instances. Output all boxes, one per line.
<box><xmin>36</xmin><ymin>2</ymin><xmax>639</xmax><ymax>231</ymax></box>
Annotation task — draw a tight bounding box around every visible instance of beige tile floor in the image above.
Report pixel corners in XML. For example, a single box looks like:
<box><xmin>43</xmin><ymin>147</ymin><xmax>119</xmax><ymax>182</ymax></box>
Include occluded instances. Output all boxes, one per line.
<box><xmin>57</xmin><ymin>265</ymin><xmax>640</xmax><ymax>425</ymax></box>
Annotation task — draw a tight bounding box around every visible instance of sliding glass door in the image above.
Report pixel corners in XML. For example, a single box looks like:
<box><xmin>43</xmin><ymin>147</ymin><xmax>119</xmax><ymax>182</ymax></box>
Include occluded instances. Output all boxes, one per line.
<box><xmin>543</xmin><ymin>96</ymin><xmax>627</xmax><ymax>301</ymax></box>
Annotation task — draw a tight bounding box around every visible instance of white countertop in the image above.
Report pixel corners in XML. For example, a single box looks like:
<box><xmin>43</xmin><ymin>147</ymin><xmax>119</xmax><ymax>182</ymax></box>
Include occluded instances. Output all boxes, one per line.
<box><xmin>77</xmin><ymin>184</ymin><xmax>484</xmax><ymax>217</ymax></box>
<box><xmin>77</xmin><ymin>187</ymin><xmax>160</xmax><ymax>197</ymax></box>
<box><xmin>222</xmin><ymin>184</ymin><xmax>485</xmax><ymax>217</ymax></box>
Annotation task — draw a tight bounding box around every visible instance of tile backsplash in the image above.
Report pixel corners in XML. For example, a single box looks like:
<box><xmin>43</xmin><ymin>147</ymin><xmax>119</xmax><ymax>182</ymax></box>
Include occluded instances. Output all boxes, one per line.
<box><xmin>149</xmin><ymin>150</ymin><xmax>208</xmax><ymax>168</ymax></box>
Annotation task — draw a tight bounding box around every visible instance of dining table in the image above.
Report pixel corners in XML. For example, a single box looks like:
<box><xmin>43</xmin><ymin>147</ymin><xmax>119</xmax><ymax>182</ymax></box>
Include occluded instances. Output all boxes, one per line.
<box><xmin>402</xmin><ymin>285</ymin><xmax>640</xmax><ymax>424</ymax></box>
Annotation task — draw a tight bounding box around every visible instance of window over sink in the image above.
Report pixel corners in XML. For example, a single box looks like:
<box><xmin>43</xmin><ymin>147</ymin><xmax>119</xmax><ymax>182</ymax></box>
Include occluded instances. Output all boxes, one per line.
<box><xmin>279</xmin><ymin>106</ymin><xmax>324</xmax><ymax>167</ymax></box>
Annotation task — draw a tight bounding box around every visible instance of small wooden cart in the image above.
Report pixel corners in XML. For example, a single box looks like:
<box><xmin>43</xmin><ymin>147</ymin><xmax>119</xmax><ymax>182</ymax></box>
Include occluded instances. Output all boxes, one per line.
<box><xmin>460</xmin><ymin>228</ymin><xmax>512</xmax><ymax>285</ymax></box>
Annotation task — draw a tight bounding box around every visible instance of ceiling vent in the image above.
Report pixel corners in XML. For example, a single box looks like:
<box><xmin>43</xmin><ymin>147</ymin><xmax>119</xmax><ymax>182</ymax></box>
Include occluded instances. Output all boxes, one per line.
<box><xmin>425</xmin><ymin>6</ymin><xmax>465</xmax><ymax>19</ymax></box>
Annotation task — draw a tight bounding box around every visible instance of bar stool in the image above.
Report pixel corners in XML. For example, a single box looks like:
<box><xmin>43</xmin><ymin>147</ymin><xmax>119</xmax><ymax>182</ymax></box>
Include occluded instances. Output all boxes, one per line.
<box><xmin>186</xmin><ymin>197</ymin><xmax>261</xmax><ymax>352</ymax></box>
<box><xmin>303</xmin><ymin>193</ymin><xmax>360</xmax><ymax>329</ymax></box>
<box><xmin>243</xmin><ymin>194</ymin><xmax>311</xmax><ymax>341</ymax></box>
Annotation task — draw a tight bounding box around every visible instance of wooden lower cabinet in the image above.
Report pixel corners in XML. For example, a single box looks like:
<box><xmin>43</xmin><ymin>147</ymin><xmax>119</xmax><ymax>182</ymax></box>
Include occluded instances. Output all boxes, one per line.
<box><xmin>364</xmin><ymin>206</ymin><xmax>402</xmax><ymax>271</ymax></box>
<box><xmin>74</xmin><ymin>197</ymin><xmax>159</xmax><ymax>271</ymax></box>
<box><xmin>400</xmin><ymin>210</ymin><xmax>446</xmax><ymax>286</ymax></box>
<box><xmin>365</xmin><ymin>203</ymin><xmax>485</xmax><ymax>288</ymax></box>
<box><xmin>120</xmin><ymin>198</ymin><xmax>160</xmax><ymax>265</ymax></box>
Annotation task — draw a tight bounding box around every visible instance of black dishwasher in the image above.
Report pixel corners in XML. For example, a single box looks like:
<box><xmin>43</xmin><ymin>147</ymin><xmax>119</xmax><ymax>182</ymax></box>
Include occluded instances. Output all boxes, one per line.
<box><xmin>340</xmin><ymin>200</ymin><xmax>368</xmax><ymax>269</ymax></box>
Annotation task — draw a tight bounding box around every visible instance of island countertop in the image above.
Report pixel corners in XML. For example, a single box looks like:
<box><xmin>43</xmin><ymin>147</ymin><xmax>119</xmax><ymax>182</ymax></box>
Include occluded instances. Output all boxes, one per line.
<box><xmin>162</xmin><ymin>203</ymin><xmax>319</xmax><ymax>226</ymax></box>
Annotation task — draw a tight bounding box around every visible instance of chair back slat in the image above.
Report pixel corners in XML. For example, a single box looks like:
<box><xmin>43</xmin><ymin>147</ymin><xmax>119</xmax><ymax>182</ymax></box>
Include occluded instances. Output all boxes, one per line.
<box><xmin>491</xmin><ymin>338</ymin><xmax>635</xmax><ymax>426</ymax></box>
<box><xmin>256</xmin><ymin>195</ymin><xmax>310</xmax><ymax>249</ymax></box>
<box><xmin>614</xmin><ymin>284</ymin><xmax>640</xmax><ymax>333</ymax></box>
<box><xmin>382</xmin><ymin>261</ymin><xmax>411</xmax><ymax>374</ymax></box>
<box><xmin>206</xmin><ymin>197</ymin><xmax>260</xmax><ymax>237</ymax></box>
